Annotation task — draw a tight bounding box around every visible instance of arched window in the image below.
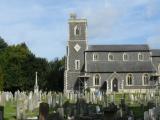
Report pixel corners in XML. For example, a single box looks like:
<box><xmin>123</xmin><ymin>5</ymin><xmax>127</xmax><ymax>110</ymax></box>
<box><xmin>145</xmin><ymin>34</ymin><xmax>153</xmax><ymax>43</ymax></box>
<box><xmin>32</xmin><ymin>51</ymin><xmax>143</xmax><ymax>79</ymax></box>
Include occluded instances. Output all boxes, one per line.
<box><xmin>126</xmin><ymin>74</ymin><xmax>133</xmax><ymax>85</ymax></box>
<box><xmin>142</xmin><ymin>74</ymin><xmax>149</xmax><ymax>85</ymax></box>
<box><xmin>94</xmin><ymin>74</ymin><xmax>100</xmax><ymax>86</ymax></box>
<box><xmin>93</xmin><ymin>53</ymin><xmax>98</xmax><ymax>61</ymax></box>
<box><xmin>138</xmin><ymin>53</ymin><xmax>143</xmax><ymax>61</ymax></box>
<box><xmin>123</xmin><ymin>53</ymin><xmax>128</xmax><ymax>61</ymax></box>
<box><xmin>108</xmin><ymin>53</ymin><xmax>114</xmax><ymax>61</ymax></box>
<box><xmin>75</xmin><ymin>60</ymin><xmax>80</xmax><ymax>70</ymax></box>
<box><xmin>74</xmin><ymin>25</ymin><xmax>80</xmax><ymax>36</ymax></box>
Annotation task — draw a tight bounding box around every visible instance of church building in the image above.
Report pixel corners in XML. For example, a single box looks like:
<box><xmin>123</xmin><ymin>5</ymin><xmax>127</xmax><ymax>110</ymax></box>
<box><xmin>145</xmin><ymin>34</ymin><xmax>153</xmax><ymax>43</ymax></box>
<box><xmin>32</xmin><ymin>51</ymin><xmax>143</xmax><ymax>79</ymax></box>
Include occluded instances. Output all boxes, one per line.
<box><xmin>64</xmin><ymin>14</ymin><xmax>160</xmax><ymax>93</ymax></box>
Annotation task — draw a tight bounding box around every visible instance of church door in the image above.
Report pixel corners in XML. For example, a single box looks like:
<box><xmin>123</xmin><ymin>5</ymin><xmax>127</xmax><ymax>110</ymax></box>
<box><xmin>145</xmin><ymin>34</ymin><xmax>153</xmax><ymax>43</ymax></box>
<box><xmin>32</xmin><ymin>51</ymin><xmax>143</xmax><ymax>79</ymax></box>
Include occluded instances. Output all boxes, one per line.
<box><xmin>112</xmin><ymin>78</ymin><xmax>118</xmax><ymax>92</ymax></box>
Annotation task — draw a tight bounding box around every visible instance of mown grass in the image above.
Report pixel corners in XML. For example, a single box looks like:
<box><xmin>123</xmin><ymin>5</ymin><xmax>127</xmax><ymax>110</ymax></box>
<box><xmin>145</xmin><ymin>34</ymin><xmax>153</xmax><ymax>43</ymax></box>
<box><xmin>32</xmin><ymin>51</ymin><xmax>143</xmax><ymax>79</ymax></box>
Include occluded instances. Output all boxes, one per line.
<box><xmin>4</xmin><ymin>101</ymin><xmax>39</xmax><ymax>120</ymax></box>
<box><xmin>4</xmin><ymin>101</ymin><xmax>16</xmax><ymax>120</ymax></box>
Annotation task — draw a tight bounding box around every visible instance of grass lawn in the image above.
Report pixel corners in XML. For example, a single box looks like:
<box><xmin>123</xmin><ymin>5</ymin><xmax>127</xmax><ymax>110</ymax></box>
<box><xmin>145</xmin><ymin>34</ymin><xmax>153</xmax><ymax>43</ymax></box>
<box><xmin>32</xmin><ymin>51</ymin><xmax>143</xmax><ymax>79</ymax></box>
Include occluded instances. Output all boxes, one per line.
<box><xmin>4</xmin><ymin>101</ymin><xmax>16</xmax><ymax>120</ymax></box>
<box><xmin>4</xmin><ymin>101</ymin><xmax>39</xmax><ymax>120</ymax></box>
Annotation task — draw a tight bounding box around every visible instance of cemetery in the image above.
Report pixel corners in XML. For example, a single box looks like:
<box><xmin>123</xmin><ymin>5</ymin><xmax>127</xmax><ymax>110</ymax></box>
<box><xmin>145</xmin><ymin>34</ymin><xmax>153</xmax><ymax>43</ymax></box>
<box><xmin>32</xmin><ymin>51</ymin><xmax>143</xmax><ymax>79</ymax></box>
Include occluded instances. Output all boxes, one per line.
<box><xmin>0</xmin><ymin>70</ymin><xmax>159</xmax><ymax>120</ymax></box>
<box><xmin>1</xmin><ymin>85</ymin><xmax>160</xmax><ymax>120</ymax></box>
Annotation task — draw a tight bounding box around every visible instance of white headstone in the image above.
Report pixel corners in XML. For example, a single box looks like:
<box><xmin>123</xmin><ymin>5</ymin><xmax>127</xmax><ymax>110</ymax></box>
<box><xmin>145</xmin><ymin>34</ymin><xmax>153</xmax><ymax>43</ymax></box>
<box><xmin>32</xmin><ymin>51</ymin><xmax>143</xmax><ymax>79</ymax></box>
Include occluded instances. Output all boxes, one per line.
<box><xmin>144</xmin><ymin>111</ymin><xmax>149</xmax><ymax>120</ymax></box>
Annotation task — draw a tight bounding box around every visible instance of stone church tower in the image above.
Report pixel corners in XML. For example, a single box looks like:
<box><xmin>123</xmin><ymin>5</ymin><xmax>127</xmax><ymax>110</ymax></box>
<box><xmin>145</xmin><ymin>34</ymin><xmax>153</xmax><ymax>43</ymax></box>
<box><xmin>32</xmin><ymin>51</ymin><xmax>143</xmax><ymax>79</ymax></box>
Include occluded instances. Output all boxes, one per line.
<box><xmin>64</xmin><ymin>14</ymin><xmax>87</xmax><ymax>92</ymax></box>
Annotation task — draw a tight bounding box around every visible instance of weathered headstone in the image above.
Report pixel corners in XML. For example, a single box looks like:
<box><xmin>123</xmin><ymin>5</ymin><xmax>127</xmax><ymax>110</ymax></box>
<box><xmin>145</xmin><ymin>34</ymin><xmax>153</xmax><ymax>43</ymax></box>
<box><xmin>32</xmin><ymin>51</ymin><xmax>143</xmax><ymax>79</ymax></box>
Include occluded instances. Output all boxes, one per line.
<box><xmin>96</xmin><ymin>105</ymin><xmax>101</xmax><ymax>113</ymax></box>
<box><xmin>17</xmin><ymin>98</ymin><xmax>25</xmax><ymax>120</ymax></box>
<box><xmin>47</xmin><ymin>92</ymin><xmax>52</xmax><ymax>107</ymax></box>
<box><xmin>52</xmin><ymin>93</ymin><xmax>56</xmax><ymax>108</ymax></box>
<box><xmin>144</xmin><ymin>111</ymin><xmax>149</xmax><ymax>120</ymax></box>
<box><xmin>39</xmin><ymin>102</ymin><xmax>49</xmax><ymax>120</ymax></box>
<box><xmin>149</xmin><ymin>108</ymin><xmax>156</xmax><ymax>120</ymax></box>
<box><xmin>28</xmin><ymin>92</ymin><xmax>33</xmax><ymax>111</ymax></box>
<box><xmin>57</xmin><ymin>107</ymin><xmax>64</xmax><ymax>120</ymax></box>
<box><xmin>0</xmin><ymin>106</ymin><xmax>4</xmax><ymax>120</ymax></box>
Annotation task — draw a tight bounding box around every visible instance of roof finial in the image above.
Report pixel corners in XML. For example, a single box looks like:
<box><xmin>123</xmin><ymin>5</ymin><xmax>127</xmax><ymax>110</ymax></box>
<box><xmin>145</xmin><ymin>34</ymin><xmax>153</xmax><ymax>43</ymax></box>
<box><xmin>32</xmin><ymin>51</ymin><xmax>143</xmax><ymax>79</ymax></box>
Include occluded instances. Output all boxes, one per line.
<box><xmin>70</xmin><ymin>13</ymin><xmax>77</xmax><ymax>19</ymax></box>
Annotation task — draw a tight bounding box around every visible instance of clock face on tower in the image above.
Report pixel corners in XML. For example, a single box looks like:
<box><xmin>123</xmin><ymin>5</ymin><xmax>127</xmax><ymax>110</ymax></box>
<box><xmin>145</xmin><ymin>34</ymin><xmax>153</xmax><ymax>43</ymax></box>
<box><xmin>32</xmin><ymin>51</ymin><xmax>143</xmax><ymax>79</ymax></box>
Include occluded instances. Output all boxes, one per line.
<box><xmin>74</xmin><ymin>44</ymin><xmax>81</xmax><ymax>52</ymax></box>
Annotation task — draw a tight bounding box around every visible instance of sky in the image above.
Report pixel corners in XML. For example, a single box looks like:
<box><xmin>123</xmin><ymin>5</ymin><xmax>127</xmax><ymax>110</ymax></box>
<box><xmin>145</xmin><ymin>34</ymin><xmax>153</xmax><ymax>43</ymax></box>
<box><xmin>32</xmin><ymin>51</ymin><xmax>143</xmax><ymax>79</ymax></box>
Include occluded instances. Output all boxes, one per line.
<box><xmin>0</xmin><ymin>0</ymin><xmax>160</xmax><ymax>61</ymax></box>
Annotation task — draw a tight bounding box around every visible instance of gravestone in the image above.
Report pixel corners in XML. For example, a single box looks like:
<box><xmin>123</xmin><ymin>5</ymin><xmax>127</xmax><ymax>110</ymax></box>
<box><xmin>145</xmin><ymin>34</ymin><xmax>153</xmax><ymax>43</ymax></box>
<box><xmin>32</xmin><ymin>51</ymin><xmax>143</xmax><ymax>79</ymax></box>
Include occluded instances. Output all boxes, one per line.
<box><xmin>73</xmin><ymin>93</ymin><xmax>77</xmax><ymax>103</ymax></box>
<box><xmin>110</xmin><ymin>94</ymin><xmax>114</xmax><ymax>102</ymax></box>
<box><xmin>57</xmin><ymin>107</ymin><xmax>64</xmax><ymax>120</ymax></box>
<box><xmin>77</xmin><ymin>98</ymin><xmax>88</xmax><ymax>115</ymax></box>
<box><xmin>34</xmin><ymin>93</ymin><xmax>40</xmax><ymax>108</ymax></box>
<box><xmin>91</xmin><ymin>92</ymin><xmax>95</xmax><ymax>103</ymax></box>
<box><xmin>28</xmin><ymin>92</ymin><xmax>33</xmax><ymax>111</ymax></box>
<box><xmin>52</xmin><ymin>93</ymin><xmax>56</xmax><ymax>108</ymax></box>
<box><xmin>0</xmin><ymin>93</ymin><xmax>5</xmax><ymax>106</ymax></box>
<box><xmin>39</xmin><ymin>102</ymin><xmax>49</xmax><ymax>120</ymax></box>
<box><xmin>17</xmin><ymin>99</ymin><xmax>25</xmax><ymax>120</ymax></box>
<box><xmin>56</xmin><ymin>94</ymin><xmax>59</xmax><ymax>105</ymax></box>
<box><xmin>149</xmin><ymin>108</ymin><xmax>156</xmax><ymax>120</ymax></box>
<box><xmin>47</xmin><ymin>92</ymin><xmax>52</xmax><ymax>107</ymax></box>
<box><xmin>96</xmin><ymin>105</ymin><xmax>101</xmax><ymax>113</ymax></box>
<box><xmin>152</xmin><ymin>106</ymin><xmax>160</xmax><ymax>120</ymax></box>
<box><xmin>144</xmin><ymin>111</ymin><xmax>149</xmax><ymax>120</ymax></box>
<box><xmin>0</xmin><ymin>106</ymin><xmax>4</xmax><ymax>120</ymax></box>
<box><xmin>89</xmin><ymin>92</ymin><xmax>92</xmax><ymax>103</ymax></box>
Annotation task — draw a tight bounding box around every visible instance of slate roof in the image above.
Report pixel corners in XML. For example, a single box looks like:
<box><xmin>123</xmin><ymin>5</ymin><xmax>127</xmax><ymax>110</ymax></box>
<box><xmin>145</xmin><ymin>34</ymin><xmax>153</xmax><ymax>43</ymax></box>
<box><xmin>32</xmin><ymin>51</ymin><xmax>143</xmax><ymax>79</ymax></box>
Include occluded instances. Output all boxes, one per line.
<box><xmin>151</xmin><ymin>49</ymin><xmax>160</xmax><ymax>57</ymax></box>
<box><xmin>86</xmin><ymin>61</ymin><xmax>156</xmax><ymax>73</ymax></box>
<box><xmin>86</xmin><ymin>44</ymin><xmax>149</xmax><ymax>52</ymax></box>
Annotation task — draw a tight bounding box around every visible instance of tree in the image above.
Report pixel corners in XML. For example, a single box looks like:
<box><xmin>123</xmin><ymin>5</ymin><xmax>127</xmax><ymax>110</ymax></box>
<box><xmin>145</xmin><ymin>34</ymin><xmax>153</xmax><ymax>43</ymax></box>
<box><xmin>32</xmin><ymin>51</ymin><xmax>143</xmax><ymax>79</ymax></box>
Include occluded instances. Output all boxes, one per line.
<box><xmin>0</xmin><ymin>66</ymin><xmax>4</xmax><ymax>90</ymax></box>
<box><xmin>0</xmin><ymin>36</ymin><xmax>65</xmax><ymax>92</ymax></box>
<box><xmin>46</xmin><ymin>57</ymin><xmax>65</xmax><ymax>91</ymax></box>
<box><xmin>0</xmin><ymin>36</ymin><xmax>8</xmax><ymax>50</ymax></box>
<box><xmin>0</xmin><ymin>44</ymin><xmax>30</xmax><ymax>92</ymax></box>
<box><xmin>21</xmin><ymin>55</ymin><xmax>49</xmax><ymax>91</ymax></box>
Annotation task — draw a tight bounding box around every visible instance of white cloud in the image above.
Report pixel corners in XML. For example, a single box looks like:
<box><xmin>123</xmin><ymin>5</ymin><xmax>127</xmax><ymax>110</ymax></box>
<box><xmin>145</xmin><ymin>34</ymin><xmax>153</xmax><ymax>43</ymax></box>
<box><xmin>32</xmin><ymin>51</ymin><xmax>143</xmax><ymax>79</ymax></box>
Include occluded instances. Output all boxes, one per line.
<box><xmin>0</xmin><ymin>1</ymin><xmax>68</xmax><ymax>60</ymax></box>
<box><xmin>0</xmin><ymin>0</ymin><xmax>160</xmax><ymax>60</ymax></box>
<box><xmin>74</xmin><ymin>0</ymin><xmax>160</xmax><ymax>46</ymax></box>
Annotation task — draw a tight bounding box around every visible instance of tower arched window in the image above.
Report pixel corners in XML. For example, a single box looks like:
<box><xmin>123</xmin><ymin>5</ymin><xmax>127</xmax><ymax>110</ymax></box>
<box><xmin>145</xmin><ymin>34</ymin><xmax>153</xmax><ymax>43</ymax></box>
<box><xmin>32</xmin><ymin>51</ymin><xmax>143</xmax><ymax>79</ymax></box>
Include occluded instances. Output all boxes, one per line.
<box><xmin>123</xmin><ymin>53</ymin><xmax>128</xmax><ymax>61</ymax></box>
<box><xmin>74</xmin><ymin>25</ymin><xmax>80</xmax><ymax>36</ymax></box>
<box><xmin>108</xmin><ymin>53</ymin><xmax>114</xmax><ymax>61</ymax></box>
<box><xmin>94</xmin><ymin>74</ymin><xmax>101</xmax><ymax>86</ymax></box>
<box><xmin>142</xmin><ymin>74</ymin><xmax>149</xmax><ymax>85</ymax></box>
<box><xmin>126</xmin><ymin>74</ymin><xmax>133</xmax><ymax>85</ymax></box>
<box><xmin>75</xmin><ymin>60</ymin><xmax>80</xmax><ymax>70</ymax></box>
<box><xmin>138</xmin><ymin>53</ymin><xmax>143</xmax><ymax>61</ymax></box>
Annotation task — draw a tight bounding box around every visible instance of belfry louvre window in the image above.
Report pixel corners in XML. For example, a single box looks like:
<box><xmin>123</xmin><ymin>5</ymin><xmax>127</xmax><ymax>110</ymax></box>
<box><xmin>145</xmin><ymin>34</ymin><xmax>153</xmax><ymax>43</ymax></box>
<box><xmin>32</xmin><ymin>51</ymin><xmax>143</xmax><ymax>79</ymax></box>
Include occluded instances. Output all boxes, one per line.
<box><xmin>143</xmin><ymin>74</ymin><xmax>149</xmax><ymax>85</ymax></box>
<box><xmin>94</xmin><ymin>74</ymin><xmax>100</xmax><ymax>86</ymax></box>
<box><xmin>75</xmin><ymin>60</ymin><xmax>80</xmax><ymax>70</ymax></box>
<box><xmin>126</xmin><ymin>74</ymin><xmax>133</xmax><ymax>85</ymax></box>
<box><xmin>93</xmin><ymin>53</ymin><xmax>98</xmax><ymax>61</ymax></box>
<box><xmin>74</xmin><ymin>25</ymin><xmax>80</xmax><ymax>36</ymax></box>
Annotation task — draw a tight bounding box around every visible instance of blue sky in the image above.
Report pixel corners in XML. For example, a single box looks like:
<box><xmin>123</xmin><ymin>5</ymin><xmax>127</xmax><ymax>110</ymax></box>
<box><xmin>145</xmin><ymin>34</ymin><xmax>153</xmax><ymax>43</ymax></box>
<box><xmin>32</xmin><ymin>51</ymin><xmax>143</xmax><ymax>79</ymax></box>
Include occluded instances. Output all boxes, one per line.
<box><xmin>0</xmin><ymin>0</ymin><xmax>160</xmax><ymax>61</ymax></box>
